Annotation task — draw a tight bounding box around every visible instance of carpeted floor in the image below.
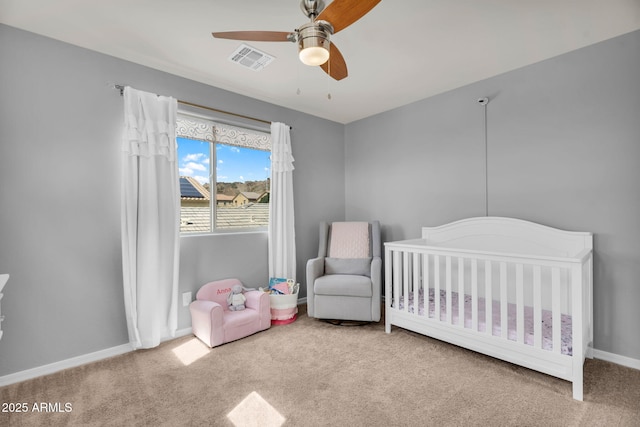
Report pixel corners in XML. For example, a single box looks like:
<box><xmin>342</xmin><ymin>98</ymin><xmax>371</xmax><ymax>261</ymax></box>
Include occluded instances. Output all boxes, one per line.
<box><xmin>1</xmin><ymin>305</ymin><xmax>639</xmax><ymax>426</ymax></box>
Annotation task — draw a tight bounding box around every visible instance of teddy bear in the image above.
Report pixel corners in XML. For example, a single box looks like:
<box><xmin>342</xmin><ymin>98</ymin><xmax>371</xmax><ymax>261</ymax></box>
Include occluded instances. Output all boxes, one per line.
<box><xmin>227</xmin><ymin>284</ymin><xmax>247</xmax><ymax>311</ymax></box>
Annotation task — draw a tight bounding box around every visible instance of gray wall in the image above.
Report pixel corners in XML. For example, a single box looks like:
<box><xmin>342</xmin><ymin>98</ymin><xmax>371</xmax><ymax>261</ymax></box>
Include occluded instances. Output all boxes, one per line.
<box><xmin>345</xmin><ymin>30</ymin><xmax>640</xmax><ymax>360</ymax></box>
<box><xmin>1</xmin><ymin>22</ymin><xmax>638</xmax><ymax>378</ymax></box>
<box><xmin>0</xmin><ymin>24</ymin><xmax>345</xmax><ymax>376</ymax></box>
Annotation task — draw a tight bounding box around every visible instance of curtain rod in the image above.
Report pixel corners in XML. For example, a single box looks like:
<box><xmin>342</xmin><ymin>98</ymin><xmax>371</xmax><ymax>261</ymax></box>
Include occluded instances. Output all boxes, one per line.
<box><xmin>115</xmin><ymin>84</ymin><xmax>278</xmax><ymax>127</ymax></box>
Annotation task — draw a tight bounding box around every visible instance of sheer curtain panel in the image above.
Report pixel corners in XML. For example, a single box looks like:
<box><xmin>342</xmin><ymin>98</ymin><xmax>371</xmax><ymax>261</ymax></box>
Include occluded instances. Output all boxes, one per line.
<box><xmin>268</xmin><ymin>122</ymin><xmax>296</xmax><ymax>281</ymax></box>
<box><xmin>121</xmin><ymin>86</ymin><xmax>180</xmax><ymax>349</ymax></box>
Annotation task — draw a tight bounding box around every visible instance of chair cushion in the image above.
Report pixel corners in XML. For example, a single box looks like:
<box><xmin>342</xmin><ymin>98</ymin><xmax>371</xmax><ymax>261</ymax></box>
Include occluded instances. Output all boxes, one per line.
<box><xmin>314</xmin><ymin>274</ymin><xmax>373</xmax><ymax>297</ymax></box>
<box><xmin>223</xmin><ymin>308</ymin><xmax>259</xmax><ymax>329</ymax></box>
<box><xmin>324</xmin><ymin>257</ymin><xmax>371</xmax><ymax>277</ymax></box>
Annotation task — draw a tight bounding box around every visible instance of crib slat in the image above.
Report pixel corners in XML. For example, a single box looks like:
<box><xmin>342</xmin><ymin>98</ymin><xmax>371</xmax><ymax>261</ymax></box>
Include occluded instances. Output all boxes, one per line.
<box><xmin>516</xmin><ymin>263</ymin><xmax>524</xmax><ymax>344</ymax></box>
<box><xmin>533</xmin><ymin>266</ymin><xmax>542</xmax><ymax>349</ymax></box>
<box><xmin>586</xmin><ymin>256</ymin><xmax>593</xmax><ymax>350</ymax></box>
<box><xmin>434</xmin><ymin>255</ymin><xmax>440</xmax><ymax>321</ymax></box>
<box><xmin>393</xmin><ymin>250</ymin><xmax>401</xmax><ymax>311</ymax></box>
<box><xmin>446</xmin><ymin>256</ymin><xmax>452</xmax><ymax>324</ymax></box>
<box><xmin>403</xmin><ymin>251</ymin><xmax>410</xmax><ymax>315</ymax></box>
<box><xmin>458</xmin><ymin>257</ymin><xmax>465</xmax><ymax>327</ymax></box>
<box><xmin>500</xmin><ymin>262</ymin><xmax>508</xmax><ymax>339</ymax></box>
<box><xmin>485</xmin><ymin>260</ymin><xmax>492</xmax><ymax>335</ymax></box>
<box><xmin>572</xmin><ymin>263</ymin><xmax>585</xmax><ymax>400</ymax></box>
<box><xmin>423</xmin><ymin>253</ymin><xmax>430</xmax><ymax>318</ymax></box>
<box><xmin>552</xmin><ymin>267</ymin><xmax>562</xmax><ymax>353</ymax></box>
<box><xmin>413</xmin><ymin>252</ymin><xmax>420</xmax><ymax>315</ymax></box>
<box><xmin>471</xmin><ymin>259</ymin><xmax>478</xmax><ymax>331</ymax></box>
<box><xmin>385</xmin><ymin>247</ymin><xmax>392</xmax><ymax>333</ymax></box>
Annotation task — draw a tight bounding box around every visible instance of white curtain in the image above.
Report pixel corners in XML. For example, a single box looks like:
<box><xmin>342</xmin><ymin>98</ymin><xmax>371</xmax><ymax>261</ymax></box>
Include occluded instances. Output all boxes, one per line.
<box><xmin>121</xmin><ymin>87</ymin><xmax>180</xmax><ymax>349</ymax></box>
<box><xmin>268</xmin><ymin>122</ymin><xmax>296</xmax><ymax>280</ymax></box>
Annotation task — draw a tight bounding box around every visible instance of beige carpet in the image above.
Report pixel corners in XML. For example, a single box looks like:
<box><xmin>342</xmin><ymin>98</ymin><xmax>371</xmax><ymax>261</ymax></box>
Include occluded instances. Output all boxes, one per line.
<box><xmin>1</xmin><ymin>305</ymin><xmax>639</xmax><ymax>426</ymax></box>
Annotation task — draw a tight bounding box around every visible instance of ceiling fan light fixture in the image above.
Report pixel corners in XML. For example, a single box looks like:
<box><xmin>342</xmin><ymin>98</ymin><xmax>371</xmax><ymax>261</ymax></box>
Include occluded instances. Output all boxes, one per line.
<box><xmin>297</xmin><ymin>22</ymin><xmax>331</xmax><ymax>66</ymax></box>
<box><xmin>299</xmin><ymin>43</ymin><xmax>330</xmax><ymax>66</ymax></box>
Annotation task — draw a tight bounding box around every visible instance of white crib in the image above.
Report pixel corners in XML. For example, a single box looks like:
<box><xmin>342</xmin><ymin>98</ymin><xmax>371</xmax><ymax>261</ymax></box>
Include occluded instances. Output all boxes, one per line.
<box><xmin>384</xmin><ymin>217</ymin><xmax>593</xmax><ymax>401</ymax></box>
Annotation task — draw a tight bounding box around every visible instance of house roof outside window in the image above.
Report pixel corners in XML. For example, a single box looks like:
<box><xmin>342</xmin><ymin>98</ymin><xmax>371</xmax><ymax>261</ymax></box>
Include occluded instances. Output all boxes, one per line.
<box><xmin>180</xmin><ymin>176</ymin><xmax>210</xmax><ymax>200</ymax></box>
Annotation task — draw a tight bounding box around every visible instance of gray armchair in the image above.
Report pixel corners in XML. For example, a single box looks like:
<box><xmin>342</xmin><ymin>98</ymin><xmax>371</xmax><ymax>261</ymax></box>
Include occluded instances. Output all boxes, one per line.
<box><xmin>306</xmin><ymin>221</ymin><xmax>381</xmax><ymax>322</ymax></box>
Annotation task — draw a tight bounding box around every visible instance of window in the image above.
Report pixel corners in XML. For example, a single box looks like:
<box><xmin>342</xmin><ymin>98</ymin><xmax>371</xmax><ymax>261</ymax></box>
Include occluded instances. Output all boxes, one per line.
<box><xmin>176</xmin><ymin>115</ymin><xmax>271</xmax><ymax>233</ymax></box>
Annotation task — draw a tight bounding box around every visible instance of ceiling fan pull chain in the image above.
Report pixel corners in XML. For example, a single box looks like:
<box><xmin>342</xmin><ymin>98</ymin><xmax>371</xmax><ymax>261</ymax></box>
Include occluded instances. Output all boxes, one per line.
<box><xmin>327</xmin><ymin>57</ymin><xmax>332</xmax><ymax>100</ymax></box>
<box><xmin>297</xmin><ymin>59</ymin><xmax>302</xmax><ymax>95</ymax></box>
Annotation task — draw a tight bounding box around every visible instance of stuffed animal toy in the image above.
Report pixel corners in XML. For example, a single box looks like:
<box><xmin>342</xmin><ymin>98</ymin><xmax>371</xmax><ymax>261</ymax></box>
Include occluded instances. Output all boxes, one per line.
<box><xmin>227</xmin><ymin>284</ymin><xmax>247</xmax><ymax>311</ymax></box>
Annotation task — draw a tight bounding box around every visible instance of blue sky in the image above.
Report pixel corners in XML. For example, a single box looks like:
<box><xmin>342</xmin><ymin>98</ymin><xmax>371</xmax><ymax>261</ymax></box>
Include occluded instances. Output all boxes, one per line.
<box><xmin>177</xmin><ymin>137</ymin><xmax>270</xmax><ymax>185</ymax></box>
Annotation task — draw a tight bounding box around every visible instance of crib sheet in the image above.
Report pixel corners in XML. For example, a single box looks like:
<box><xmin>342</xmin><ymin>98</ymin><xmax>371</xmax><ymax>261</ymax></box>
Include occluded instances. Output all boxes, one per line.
<box><xmin>395</xmin><ymin>288</ymin><xmax>572</xmax><ymax>355</ymax></box>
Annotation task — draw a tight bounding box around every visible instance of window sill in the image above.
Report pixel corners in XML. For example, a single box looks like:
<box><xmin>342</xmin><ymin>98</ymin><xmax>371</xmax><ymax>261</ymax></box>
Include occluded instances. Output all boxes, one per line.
<box><xmin>180</xmin><ymin>228</ymin><xmax>268</xmax><ymax>238</ymax></box>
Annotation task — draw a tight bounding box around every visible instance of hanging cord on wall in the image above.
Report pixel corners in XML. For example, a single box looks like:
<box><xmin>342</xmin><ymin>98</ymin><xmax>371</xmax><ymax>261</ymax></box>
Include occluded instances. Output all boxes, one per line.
<box><xmin>478</xmin><ymin>97</ymin><xmax>490</xmax><ymax>216</ymax></box>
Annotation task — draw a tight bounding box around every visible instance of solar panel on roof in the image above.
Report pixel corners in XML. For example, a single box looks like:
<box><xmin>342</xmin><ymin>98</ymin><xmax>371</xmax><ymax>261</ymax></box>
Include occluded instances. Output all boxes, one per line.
<box><xmin>180</xmin><ymin>177</ymin><xmax>204</xmax><ymax>198</ymax></box>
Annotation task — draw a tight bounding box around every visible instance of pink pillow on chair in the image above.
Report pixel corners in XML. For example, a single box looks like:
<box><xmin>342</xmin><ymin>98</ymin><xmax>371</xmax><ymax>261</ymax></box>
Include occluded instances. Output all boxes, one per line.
<box><xmin>329</xmin><ymin>222</ymin><xmax>370</xmax><ymax>258</ymax></box>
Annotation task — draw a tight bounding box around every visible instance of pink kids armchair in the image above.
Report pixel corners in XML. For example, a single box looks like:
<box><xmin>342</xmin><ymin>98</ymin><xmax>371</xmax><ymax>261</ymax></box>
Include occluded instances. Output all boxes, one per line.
<box><xmin>189</xmin><ymin>278</ymin><xmax>271</xmax><ymax>348</ymax></box>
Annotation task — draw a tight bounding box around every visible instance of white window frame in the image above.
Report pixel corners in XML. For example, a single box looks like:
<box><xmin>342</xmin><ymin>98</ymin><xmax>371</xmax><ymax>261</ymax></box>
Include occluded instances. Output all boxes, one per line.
<box><xmin>177</xmin><ymin>112</ymin><xmax>271</xmax><ymax>235</ymax></box>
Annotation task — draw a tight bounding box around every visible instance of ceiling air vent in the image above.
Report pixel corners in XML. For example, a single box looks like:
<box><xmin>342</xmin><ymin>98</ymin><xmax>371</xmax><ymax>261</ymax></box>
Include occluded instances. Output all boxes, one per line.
<box><xmin>228</xmin><ymin>44</ymin><xmax>275</xmax><ymax>71</ymax></box>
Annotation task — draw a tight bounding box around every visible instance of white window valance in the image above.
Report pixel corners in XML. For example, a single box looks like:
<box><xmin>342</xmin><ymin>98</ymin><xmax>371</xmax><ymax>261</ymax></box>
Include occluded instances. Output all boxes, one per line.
<box><xmin>176</xmin><ymin>116</ymin><xmax>271</xmax><ymax>151</ymax></box>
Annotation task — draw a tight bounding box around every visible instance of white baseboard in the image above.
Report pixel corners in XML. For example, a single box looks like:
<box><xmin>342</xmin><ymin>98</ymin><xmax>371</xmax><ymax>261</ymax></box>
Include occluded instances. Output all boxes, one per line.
<box><xmin>174</xmin><ymin>327</ymin><xmax>193</xmax><ymax>338</ymax></box>
<box><xmin>0</xmin><ymin>343</ymin><xmax>133</xmax><ymax>387</ymax></box>
<box><xmin>593</xmin><ymin>348</ymin><xmax>640</xmax><ymax>370</ymax></box>
<box><xmin>0</xmin><ymin>327</ymin><xmax>194</xmax><ymax>387</ymax></box>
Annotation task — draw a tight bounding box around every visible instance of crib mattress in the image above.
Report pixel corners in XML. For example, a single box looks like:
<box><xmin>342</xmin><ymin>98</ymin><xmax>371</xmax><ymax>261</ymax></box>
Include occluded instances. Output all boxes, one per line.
<box><xmin>395</xmin><ymin>288</ymin><xmax>572</xmax><ymax>355</ymax></box>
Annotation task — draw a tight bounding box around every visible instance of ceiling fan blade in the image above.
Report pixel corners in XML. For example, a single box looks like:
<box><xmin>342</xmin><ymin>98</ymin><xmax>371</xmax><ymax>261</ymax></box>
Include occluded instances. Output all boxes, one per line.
<box><xmin>316</xmin><ymin>0</ymin><xmax>381</xmax><ymax>34</ymax></box>
<box><xmin>212</xmin><ymin>31</ymin><xmax>292</xmax><ymax>42</ymax></box>
<box><xmin>320</xmin><ymin>43</ymin><xmax>348</xmax><ymax>81</ymax></box>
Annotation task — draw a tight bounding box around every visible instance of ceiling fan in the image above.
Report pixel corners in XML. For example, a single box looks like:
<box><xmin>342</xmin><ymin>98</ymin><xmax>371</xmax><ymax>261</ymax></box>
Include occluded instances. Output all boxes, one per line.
<box><xmin>212</xmin><ymin>0</ymin><xmax>381</xmax><ymax>81</ymax></box>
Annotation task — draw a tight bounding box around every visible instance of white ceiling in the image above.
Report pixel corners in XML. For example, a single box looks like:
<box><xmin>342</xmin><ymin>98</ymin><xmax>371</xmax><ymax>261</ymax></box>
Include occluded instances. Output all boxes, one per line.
<box><xmin>2</xmin><ymin>0</ymin><xmax>640</xmax><ymax>123</ymax></box>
